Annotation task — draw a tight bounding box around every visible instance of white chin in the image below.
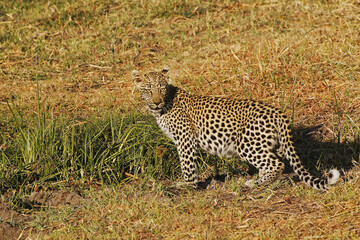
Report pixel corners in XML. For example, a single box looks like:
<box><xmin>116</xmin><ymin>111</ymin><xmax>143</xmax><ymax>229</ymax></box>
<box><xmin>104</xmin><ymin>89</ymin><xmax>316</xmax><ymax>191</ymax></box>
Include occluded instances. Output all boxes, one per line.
<box><xmin>149</xmin><ymin>108</ymin><xmax>162</xmax><ymax>114</ymax></box>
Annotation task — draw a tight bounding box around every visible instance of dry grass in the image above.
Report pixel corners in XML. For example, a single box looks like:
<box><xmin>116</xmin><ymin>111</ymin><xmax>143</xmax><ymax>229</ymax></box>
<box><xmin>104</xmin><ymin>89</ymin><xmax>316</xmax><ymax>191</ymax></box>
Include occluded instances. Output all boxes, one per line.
<box><xmin>30</xmin><ymin>171</ymin><xmax>360</xmax><ymax>239</ymax></box>
<box><xmin>2</xmin><ymin>1</ymin><xmax>359</xmax><ymax>123</ymax></box>
<box><xmin>1</xmin><ymin>0</ymin><xmax>360</xmax><ymax>239</ymax></box>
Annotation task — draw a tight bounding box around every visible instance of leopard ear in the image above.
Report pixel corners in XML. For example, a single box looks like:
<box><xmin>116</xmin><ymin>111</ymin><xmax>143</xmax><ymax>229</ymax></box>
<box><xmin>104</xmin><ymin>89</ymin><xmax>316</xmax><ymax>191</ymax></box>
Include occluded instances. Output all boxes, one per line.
<box><xmin>132</xmin><ymin>70</ymin><xmax>142</xmax><ymax>84</ymax></box>
<box><xmin>161</xmin><ymin>65</ymin><xmax>170</xmax><ymax>74</ymax></box>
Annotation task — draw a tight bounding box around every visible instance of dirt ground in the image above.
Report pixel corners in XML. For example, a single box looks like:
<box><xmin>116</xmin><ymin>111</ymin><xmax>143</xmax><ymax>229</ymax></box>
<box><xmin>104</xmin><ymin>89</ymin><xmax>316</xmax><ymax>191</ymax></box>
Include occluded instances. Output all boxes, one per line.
<box><xmin>0</xmin><ymin>191</ymin><xmax>85</xmax><ymax>240</ymax></box>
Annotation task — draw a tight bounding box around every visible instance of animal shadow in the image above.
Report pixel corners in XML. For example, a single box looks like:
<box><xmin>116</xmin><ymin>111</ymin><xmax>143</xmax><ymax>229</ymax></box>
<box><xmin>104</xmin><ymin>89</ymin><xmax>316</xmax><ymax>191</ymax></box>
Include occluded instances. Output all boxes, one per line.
<box><xmin>290</xmin><ymin>124</ymin><xmax>358</xmax><ymax>173</ymax></box>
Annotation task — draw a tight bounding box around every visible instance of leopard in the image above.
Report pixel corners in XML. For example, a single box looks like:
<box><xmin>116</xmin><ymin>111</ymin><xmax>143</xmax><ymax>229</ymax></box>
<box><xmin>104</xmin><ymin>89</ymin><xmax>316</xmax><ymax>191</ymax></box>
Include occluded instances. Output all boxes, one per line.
<box><xmin>132</xmin><ymin>66</ymin><xmax>340</xmax><ymax>190</ymax></box>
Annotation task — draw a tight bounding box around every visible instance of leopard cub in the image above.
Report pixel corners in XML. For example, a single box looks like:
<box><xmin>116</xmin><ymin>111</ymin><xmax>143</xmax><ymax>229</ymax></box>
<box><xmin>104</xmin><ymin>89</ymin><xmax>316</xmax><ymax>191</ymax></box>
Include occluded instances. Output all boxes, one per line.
<box><xmin>132</xmin><ymin>66</ymin><xmax>340</xmax><ymax>190</ymax></box>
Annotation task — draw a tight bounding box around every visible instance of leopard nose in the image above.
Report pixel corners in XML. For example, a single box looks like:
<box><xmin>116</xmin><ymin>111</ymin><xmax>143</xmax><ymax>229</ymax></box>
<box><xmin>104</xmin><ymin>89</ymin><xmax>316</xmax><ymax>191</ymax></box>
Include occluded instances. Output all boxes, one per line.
<box><xmin>153</xmin><ymin>98</ymin><xmax>161</xmax><ymax>105</ymax></box>
<box><xmin>153</xmin><ymin>96</ymin><xmax>162</xmax><ymax>106</ymax></box>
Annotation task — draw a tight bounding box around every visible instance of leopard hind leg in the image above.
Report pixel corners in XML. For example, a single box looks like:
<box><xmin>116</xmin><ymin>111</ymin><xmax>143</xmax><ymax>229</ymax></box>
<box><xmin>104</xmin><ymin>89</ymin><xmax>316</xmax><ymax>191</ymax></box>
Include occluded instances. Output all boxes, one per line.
<box><xmin>244</xmin><ymin>152</ymin><xmax>285</xmax><ymax>188</ymax></box>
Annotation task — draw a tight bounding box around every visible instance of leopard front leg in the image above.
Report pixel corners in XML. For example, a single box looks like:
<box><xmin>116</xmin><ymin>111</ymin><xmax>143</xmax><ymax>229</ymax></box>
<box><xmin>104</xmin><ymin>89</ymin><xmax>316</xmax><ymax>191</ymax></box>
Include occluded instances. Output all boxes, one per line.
<box><xmin>158</xmin><ymin>112</ymin><xmax>199</xmax><ymax>184</ymax></box>
<box><xmin>177</xmin><ymin>141</ymin><xmax>198</xmax><ymax>183</ymax></box>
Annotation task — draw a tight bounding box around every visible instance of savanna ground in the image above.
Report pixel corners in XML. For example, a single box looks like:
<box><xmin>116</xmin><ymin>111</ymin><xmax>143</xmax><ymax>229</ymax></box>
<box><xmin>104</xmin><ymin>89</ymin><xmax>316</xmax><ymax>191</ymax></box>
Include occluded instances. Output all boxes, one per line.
<box><xmin>1</xmin><ymin>0</ymin><xmax>360</xmax><ymax>239</ymax></box>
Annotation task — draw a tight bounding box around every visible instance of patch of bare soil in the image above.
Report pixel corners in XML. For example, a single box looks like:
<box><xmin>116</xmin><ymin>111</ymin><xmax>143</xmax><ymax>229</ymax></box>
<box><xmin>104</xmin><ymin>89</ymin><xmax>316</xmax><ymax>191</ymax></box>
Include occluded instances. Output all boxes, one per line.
<box><xmin>29</xmin><ymin>190</ymin><xmax>85</xmax><ymax>208</ymax></box>
<box><xmin>0</xmin><ymin>202</ymin><xmax>30</xmax><ymax>240</ymax></box>
<box><xmin>0</xmin><ymin>190</ymin><xmax>85</xmax><ymax>240</ymax></box>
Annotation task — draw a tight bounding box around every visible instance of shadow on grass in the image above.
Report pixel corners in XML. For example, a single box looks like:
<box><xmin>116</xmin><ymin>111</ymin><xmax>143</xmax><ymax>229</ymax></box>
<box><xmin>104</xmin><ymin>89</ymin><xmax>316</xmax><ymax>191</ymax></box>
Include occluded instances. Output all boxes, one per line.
<box><xmin>291</xmin><ymin>125</ymin><xmax>358</xmax><ymax>173</ymax></box>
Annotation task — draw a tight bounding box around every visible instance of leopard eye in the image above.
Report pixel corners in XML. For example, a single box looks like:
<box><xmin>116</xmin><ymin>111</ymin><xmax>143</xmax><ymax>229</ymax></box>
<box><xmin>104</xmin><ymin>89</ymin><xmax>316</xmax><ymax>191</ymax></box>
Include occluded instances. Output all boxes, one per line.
<box><xmin>141</xmin><ymin>88</ymin><xmax>151</xmax><ymax>94</ymax></box>
<box><xmin>159</xmin><ymin>87</ymin><xmax>166</xmax><ymax>93</ymax></box>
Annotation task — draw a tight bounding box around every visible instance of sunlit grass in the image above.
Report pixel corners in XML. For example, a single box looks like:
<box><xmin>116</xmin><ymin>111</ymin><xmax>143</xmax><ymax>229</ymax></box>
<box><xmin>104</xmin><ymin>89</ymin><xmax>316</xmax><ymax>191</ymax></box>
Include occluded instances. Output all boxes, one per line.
<box><xmin>28</xmin><ymin>176</ymin><xmax>360</xmax><ymax>239</ymax></box>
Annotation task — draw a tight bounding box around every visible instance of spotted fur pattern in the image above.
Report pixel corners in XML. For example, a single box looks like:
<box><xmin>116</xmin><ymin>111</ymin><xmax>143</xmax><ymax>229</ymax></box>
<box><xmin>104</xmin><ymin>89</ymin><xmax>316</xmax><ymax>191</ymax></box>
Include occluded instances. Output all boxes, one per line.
<box><xmin>132</xmin><ymin>66</ymin><xmax>340</xmax><ymax>190</ymax></box>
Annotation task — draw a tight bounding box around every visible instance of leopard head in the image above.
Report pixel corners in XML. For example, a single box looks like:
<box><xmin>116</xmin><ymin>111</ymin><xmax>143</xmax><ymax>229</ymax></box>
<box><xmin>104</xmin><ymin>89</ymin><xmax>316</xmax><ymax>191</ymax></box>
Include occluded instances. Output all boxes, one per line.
<box><xmin>132</xmin><ymin>66</ymin><xmax>171</xmax><ymax>115</ymax></box>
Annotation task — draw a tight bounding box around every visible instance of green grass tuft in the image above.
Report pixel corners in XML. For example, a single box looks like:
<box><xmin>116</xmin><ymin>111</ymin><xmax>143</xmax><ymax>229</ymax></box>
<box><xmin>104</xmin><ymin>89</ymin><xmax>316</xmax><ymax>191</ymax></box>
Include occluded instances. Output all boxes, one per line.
<box><xmin>1</xmin><ymin>101</ymin><xmax>181</xmax><ymax>192</ymax></box>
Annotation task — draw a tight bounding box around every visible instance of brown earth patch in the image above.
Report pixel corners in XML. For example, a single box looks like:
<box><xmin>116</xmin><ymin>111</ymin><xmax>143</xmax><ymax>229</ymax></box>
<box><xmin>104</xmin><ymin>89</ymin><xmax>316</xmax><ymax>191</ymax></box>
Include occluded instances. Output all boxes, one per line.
<box><xmin>0</xmin><ymin>190</ymin><xmax>85</xmax><ymax>240</ymax></box>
